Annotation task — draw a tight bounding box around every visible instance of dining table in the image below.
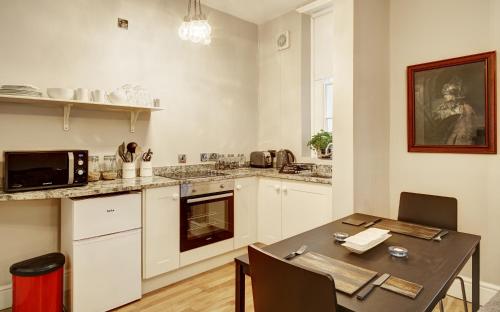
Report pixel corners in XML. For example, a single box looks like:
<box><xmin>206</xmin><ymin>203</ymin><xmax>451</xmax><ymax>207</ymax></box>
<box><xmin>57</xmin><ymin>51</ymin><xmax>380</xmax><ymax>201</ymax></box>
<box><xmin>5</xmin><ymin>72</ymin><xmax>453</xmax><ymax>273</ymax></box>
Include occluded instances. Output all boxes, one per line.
<box><xmin>234</xmin><ymin>213</ymin><xmax>481</xmax><ymax>312</ymax></box>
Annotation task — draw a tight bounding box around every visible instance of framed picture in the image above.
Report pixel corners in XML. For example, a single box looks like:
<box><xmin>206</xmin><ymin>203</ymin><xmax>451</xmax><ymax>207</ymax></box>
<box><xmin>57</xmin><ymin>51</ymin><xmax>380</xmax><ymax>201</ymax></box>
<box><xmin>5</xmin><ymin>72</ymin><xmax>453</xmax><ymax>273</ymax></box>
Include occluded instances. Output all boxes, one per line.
<box><xmin>407</xmin><ymin>51</ymin><xmax>496</xmax><ymax>154</ymax></box>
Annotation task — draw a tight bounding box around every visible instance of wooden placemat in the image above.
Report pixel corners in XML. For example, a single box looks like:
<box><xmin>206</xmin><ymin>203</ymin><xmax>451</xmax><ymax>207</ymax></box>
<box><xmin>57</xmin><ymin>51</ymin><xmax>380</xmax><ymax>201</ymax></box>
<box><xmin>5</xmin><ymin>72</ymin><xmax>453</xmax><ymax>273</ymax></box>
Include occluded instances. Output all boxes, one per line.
<box><xmin>381</xmin><ymin>276</ymin><xmax>423</xmax><ymax>299</ymax></box>
<box><xmin>374</xmin><ymin>219</ymin><xmax>441</xmax><ymax>240</ymax></box>
<box><xmin>291</xmin><ymin>252</ymin><xmax>377</xmax><ymax>295</ymax></box>
<box><xmin>342</xmin><ymin>218</ymin><xmax>366</xmax><ymax>226</ymax></box>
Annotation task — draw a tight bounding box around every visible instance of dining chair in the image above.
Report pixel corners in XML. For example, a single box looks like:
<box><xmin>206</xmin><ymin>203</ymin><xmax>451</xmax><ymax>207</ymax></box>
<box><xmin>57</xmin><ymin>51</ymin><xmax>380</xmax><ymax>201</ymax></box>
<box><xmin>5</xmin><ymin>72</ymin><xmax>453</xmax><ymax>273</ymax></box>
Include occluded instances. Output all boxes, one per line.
<box><xmin>248</xmin><ymin>245</ymin><xmax>338</xmax><ymax>312</ymax></box>
<box><xmin>398</xmin><ymin>192</ymin><xmax>467</xmax><ymax>312</ymax></box>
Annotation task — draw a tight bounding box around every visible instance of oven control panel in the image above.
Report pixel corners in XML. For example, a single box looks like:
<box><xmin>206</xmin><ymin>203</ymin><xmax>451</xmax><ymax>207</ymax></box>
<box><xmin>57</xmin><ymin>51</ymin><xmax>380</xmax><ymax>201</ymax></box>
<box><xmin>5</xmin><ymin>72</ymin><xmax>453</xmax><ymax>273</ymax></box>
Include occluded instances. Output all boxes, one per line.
<box><xmin>181</xmin><ymin>180</ymin><xmax>234</xmax><ymax>197</ymax></box>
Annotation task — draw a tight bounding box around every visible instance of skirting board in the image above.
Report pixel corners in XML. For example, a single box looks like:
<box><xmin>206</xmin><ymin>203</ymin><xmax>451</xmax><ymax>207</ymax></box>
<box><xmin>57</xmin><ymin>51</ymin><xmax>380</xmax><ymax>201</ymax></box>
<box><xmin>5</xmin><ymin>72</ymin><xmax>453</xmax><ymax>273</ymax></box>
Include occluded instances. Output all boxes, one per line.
<box><xmin>447</xmin><ymin>275</ymin><xmax>500</xmax><ymax>306</ymax></box>
<box><xmin>0</xmin><ymin>284</ymin><xmax>11</xmax><ymax>310</ymax></box>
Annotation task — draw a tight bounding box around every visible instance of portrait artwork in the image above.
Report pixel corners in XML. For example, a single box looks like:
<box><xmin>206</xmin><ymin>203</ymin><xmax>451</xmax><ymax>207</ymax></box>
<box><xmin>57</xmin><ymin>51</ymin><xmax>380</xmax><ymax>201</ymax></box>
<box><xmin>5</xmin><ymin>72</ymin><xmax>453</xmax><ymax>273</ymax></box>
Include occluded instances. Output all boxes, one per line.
<box><xmin>407</xmin><ymin>52</ymin><xmax>496</xmax><ymax>153</ymax></box>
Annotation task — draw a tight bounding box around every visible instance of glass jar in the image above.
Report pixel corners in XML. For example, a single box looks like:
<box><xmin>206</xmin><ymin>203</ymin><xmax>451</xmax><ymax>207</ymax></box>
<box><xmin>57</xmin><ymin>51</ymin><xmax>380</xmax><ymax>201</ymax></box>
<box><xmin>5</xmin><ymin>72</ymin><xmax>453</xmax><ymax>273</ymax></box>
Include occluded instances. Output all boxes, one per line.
<box><xmin>102</xmin><ymin>155</ymin><xmax>118</xmax><ymax>180</ymax></box>
<box><xmin>88</xmin><ymin>156</ymin><xmax>101</xmax><ymax>182</ymax></box>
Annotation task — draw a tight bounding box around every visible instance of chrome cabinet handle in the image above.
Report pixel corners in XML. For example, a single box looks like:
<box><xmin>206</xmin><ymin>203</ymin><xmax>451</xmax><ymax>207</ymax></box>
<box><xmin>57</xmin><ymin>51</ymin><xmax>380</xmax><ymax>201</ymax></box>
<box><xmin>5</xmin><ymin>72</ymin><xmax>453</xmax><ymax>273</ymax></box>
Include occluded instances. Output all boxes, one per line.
<box><xmin>172</xmin><ymin>193</ymin><xmax>179</xmax><ymax>200</ymax></box>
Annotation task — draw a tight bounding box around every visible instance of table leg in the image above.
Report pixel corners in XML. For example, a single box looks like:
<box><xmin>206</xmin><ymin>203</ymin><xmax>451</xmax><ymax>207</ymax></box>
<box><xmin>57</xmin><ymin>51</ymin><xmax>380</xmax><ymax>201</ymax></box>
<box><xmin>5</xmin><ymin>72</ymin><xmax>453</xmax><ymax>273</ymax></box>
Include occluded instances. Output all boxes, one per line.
<box><xmin>472</xmin><ymin>243</ymin><xmax>480</xmax><ymax>312</ymax></box>
<box><xmin>235</xmin><ymin>260</ymin><xmax>246</xmax><ymax>312</ymax></box>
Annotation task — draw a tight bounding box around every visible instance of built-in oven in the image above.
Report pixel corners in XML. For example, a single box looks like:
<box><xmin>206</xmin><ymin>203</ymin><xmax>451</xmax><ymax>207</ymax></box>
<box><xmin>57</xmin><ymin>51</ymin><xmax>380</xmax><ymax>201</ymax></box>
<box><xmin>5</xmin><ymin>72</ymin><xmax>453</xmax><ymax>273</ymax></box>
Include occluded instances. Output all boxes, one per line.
<box><xmin>180</xmin><ymin>180</ymin><xmax>234</xmax><ymax>252</ymax></box>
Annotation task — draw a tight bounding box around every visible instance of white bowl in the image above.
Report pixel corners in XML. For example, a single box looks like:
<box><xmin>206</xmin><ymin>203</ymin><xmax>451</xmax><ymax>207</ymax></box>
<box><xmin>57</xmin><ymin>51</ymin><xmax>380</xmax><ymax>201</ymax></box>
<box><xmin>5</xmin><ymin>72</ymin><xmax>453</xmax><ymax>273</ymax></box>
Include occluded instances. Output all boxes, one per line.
<box><xmin>108</xmin><ymin>91</ymin><xmax>128</xmax><ymax>104</ymax></box>
<box><xmin>47</xmin><ymin>88</ymin><xmax>74</xmax><ymax>100</ymax></box>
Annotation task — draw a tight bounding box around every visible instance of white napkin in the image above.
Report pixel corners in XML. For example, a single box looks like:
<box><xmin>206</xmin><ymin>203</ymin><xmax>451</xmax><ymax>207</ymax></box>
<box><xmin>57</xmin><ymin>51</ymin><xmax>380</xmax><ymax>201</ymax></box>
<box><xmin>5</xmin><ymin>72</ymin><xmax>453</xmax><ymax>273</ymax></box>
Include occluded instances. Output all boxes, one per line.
<box><xmin>344</xmin><ymin>228</ymin><xmax>390</xmax><ymax>248</ymax></box>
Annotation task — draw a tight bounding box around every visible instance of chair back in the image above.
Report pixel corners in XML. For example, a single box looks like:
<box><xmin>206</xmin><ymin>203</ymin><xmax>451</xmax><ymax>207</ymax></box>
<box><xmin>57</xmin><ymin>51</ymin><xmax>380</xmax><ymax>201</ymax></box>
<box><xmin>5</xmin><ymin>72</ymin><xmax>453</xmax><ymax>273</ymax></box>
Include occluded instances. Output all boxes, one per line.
<box><xmin>248</xmin><ymin>245</ymin><xmax>337</xmax><ymax>312</ymax></box>
<box><xmin>398</xmin><ymin>192</ymin><xmax>458</xmax><ymax>231</ymax></box>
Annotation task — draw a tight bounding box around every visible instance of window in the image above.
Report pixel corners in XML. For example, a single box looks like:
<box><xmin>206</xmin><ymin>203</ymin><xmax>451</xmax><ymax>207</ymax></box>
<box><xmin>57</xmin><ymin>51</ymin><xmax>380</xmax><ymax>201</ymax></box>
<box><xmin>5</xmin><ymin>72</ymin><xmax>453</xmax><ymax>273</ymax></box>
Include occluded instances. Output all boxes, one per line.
<box><xmin>310</xmin><ymin>8</ymin><xmax>333</xmax><ymax>141</ymax></box>
<box><xmin>324</xmin><ymin>80</ymin><xmax>333</xmax><ymax>132</ymax></box>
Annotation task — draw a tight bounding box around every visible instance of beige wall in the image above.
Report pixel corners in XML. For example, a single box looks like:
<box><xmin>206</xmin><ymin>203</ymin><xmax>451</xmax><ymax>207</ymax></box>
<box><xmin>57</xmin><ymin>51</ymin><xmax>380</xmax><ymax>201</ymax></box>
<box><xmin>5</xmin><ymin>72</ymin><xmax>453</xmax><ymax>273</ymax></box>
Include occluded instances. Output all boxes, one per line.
<box><xmin>331</xmin><ymin>0</ymin><xmax>355</xmax><ymax>219</ymax></box>
<box><xmin>0</xmin><ymin>200</ymin><xmax>60</xmax><ymax>287</ymax></box>
<box><xmin>353</xmin><ymin>0</ymin><xmax>390</xmax><ymax>217</ymax></box>
<box><xmin>257</xmin><ymin>11</ymin><xmax>310</xmax><ymax>158</ymax></box>
<box><xmin>390</xmin><ymin>0</ymin><xmax>500</xmax><ymax>286</ymax></box>
<box><xmin>0</xmin><ymin>0</ymin><xmax>258</xmax><ymax>167</ymax></box>
<box><xmin>0</xmin><ymin>0</ymin><xmax>258</xmax><ymax>287</ymax></box>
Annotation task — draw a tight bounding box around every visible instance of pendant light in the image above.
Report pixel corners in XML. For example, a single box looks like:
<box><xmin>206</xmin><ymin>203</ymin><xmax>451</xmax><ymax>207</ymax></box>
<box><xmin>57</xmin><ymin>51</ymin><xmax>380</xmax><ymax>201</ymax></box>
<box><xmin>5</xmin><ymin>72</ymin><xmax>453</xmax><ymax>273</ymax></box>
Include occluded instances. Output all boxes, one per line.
<box><xmin>178</xmin><ymin>0</ymin><xmax>212</xmax><ymax>45</ymax></box>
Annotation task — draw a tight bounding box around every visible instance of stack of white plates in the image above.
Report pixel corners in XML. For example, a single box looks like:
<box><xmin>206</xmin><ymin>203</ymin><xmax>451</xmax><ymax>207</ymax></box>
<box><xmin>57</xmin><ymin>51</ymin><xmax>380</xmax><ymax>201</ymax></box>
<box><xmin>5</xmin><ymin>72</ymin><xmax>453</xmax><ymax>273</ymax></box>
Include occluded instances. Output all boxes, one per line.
<box><xmin>342</xmin><ymin>228</ymin><xmax>391</xmax><ymax>254</ymax></box>
<box><xmin>0</xmin><ymin>85</ymin><xmax>42</xmax><ymax>97</ymax></box>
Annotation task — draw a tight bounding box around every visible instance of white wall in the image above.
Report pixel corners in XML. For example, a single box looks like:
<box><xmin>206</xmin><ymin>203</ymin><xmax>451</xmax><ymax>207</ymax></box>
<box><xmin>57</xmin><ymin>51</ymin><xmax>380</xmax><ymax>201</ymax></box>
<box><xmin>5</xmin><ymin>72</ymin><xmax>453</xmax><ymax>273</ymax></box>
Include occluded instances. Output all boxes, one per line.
<box><xmin>0</xmin><ymin>0</ymin><xmax>258</xmax><ymax>168</ymax></box>
<box><xmin>257</xmin><ymin>11</ymin><xmax>310</xmax><ymax>157</ymax></box>
<box><xmin>390</xmin><ymin>0</ymin><xmax>500</xmax><ymax>287</ymax></box>
<box><xmin>353</xmin><ymin>0</ymin><xmax>390</xmax><ymax>217</ymax></box>
<box><xmin>331</xmin><ymin>0</ymin><xmax>355</xmax><ymax>219</ymax></box>
<box><xmin>0</xmin><ymin>0</ymin><xmax>258</xmax><ymax>288</ymax></box>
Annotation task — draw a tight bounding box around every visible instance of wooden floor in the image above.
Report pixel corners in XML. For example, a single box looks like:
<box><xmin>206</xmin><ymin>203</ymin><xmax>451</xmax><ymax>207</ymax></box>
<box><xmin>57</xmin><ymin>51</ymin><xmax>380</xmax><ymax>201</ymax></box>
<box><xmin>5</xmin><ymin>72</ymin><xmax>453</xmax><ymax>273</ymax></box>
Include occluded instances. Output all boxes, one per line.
<box><xmin>114</xmin><ymin>263</ymin><xmax>472</xmax><ymax>312</ymax></box>
<box><xmin>0</xmin><ymin>263</ymin><xmax>471</xmax><ymax>312</ymax></box>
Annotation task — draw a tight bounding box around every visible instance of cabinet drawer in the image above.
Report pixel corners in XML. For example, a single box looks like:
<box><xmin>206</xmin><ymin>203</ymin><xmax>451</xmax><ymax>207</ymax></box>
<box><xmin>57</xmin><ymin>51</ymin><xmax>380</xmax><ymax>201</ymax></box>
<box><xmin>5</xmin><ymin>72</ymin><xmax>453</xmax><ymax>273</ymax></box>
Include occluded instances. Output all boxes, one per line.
<box><xmin>71</xmin><ymin>193</ymin><xmax>141</xmax><ymax>240</ymax></box>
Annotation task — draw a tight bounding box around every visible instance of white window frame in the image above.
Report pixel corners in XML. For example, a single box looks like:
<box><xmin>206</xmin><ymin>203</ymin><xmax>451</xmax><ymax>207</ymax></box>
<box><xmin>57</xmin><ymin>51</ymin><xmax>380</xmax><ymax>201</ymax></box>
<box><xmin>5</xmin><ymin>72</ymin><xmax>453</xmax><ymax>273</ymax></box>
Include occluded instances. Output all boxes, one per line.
<box><xmin>307</xmin><ymin>5</ymin><xmax>334</xmax><ymax>157</ymax></box>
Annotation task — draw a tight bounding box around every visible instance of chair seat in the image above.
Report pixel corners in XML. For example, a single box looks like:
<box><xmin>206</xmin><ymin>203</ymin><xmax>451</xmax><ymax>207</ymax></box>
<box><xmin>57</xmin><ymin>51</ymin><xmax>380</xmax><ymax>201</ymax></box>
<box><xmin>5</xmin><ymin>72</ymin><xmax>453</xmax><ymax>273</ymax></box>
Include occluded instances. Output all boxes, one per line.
<box><xmin>479</xmin><ymin>292</ymin><xmax>500</xmax><ymax>312</ymax></box>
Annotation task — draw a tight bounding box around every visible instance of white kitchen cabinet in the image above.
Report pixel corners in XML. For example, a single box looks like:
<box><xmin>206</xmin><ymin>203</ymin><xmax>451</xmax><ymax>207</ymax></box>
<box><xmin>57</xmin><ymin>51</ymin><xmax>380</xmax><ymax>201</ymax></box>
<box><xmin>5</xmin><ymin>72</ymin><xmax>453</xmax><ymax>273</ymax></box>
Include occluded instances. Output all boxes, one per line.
<box><xmin>142</xmin><ymin>186</ymin><xmax>180</xmax><ymax>279</ymax></box>
<box><xmin>234</xmin><ymin>177</ymin><xmax>258</xmax><ymax>249</ymax></box>
<box><xmin>257</xmin><ymin>178</ymin><xmax>283</xmax><ymax>244</ymax></box>
<box><xmin>257</xmin><ymin>178</ymin><xmax>333</xmax><ymax>244</ymax></box>
<box><xmin>281</xmin><ymin>180</ymin><xmax>332</xmax><ymax>239</ymax></box>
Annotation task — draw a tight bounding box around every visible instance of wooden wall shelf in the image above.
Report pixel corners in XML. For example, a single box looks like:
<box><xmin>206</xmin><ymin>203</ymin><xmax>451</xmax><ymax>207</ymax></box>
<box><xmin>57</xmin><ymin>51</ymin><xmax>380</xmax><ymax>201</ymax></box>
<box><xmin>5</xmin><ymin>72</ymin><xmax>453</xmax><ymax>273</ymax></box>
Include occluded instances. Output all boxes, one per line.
<box><xmin>0</xmin><ymin>94</ymin><xmax>164</xmax><ymax>133</ymax></box>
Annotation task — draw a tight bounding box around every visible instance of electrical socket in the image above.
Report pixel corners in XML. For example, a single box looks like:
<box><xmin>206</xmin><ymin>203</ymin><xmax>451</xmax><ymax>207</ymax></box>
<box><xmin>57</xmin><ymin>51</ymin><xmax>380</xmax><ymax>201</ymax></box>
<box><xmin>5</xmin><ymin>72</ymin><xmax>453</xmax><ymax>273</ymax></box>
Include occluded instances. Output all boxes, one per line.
<box><xmin>209</xmin><ymin>153</ymin><xmax>218</xmax><ymax>161</ymax></box>
<box><xmin>118</xmin><ymin>18</ymin><xmax>128</xmax><ymax>29</ymax></box>
<box><xmin>178</xmin><ymin>154</ymin><xmax>187</xmax><ymax>164</ymax></box>
<box><xmin>200</xmin><ymin>153</ymin><xmax>209</xmax><ymax>162</ymax></box>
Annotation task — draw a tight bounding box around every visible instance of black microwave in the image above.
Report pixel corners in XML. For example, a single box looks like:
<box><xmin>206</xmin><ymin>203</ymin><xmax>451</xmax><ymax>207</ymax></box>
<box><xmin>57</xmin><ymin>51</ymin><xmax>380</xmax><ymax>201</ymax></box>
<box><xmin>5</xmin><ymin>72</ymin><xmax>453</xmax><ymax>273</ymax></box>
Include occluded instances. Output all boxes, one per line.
<box><xmin>4</xmin><ymin>150</ymin><xmax>88</xmax><ymax>193</ymax></box>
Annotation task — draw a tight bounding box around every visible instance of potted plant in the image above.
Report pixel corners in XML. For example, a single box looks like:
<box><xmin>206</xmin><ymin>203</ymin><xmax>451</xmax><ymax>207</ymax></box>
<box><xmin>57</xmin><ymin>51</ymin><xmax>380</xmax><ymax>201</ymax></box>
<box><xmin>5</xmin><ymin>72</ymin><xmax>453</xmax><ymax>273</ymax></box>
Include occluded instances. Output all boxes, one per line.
<box><xmin>307</xmin><ymin>130</ymin><xmax>332</xmax><ymax>159</ymax></box>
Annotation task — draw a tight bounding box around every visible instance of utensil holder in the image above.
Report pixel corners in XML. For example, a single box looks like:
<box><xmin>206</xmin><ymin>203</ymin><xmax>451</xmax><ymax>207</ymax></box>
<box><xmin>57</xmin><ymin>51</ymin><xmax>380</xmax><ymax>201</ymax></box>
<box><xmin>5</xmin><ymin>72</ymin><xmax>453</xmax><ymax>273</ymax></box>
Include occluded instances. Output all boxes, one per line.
<box><xmin>122</xmin><ymin>162</ymin><xmax>136</xmax><ymax>179</ymax></box>
<box><xmin>140</xmin><ymin>161</ymin><xmax>153</xmax><ymax>177</ymax></box>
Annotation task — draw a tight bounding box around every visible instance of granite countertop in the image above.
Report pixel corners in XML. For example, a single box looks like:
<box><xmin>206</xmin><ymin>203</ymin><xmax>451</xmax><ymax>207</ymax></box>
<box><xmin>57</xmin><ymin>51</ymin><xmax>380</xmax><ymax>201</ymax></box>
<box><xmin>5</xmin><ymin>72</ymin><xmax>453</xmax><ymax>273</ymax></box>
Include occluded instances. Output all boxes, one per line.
<box><xmin>0</xmin><ymin>176</ymin><xmax>179</xmax><ymax>202</ymax></box>
<box><xmin>169</xmin><ymin>168</ymin><xmax>333</xmax><ymax>185</ymax></box>
<box><xmin>0</xmin><ymin>168</ymin><xmax>331</xmax><ymax>202</ymax></box>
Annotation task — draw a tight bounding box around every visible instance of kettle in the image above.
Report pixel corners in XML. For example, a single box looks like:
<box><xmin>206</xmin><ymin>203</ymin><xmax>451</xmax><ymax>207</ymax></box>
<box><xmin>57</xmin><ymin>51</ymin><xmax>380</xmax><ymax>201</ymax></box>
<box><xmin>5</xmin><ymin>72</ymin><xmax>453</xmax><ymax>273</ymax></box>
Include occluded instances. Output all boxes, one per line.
<box><xmin>276</xmin><ymin>149</ymin><xmax>296</xmax><ymax>170</ymax></box>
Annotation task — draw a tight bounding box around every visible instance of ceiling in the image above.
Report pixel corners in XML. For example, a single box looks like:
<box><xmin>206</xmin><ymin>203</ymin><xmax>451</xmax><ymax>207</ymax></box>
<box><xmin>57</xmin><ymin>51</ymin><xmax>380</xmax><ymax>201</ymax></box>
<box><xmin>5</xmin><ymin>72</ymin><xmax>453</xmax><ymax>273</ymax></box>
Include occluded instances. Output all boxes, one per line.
<box><xmin>203</xmin><ymin>0</ymin><xmax>311</xmax><ymax>25</ymax></box>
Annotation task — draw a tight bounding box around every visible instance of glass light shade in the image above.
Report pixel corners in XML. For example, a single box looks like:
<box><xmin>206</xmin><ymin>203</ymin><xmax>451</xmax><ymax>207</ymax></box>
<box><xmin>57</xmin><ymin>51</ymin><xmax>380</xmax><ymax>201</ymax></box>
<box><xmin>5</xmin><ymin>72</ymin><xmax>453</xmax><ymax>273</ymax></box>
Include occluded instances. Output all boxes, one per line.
<box><xmin>188</xmin><ymin>20</ymin><xmax>205</xmax><ymax>43</ymax></box>
<box><xmin>202</xmin><ymin>20</ymin><xmax>212</xmax><ymax>36</ymax></box>
<box><xmin>178</xmin><ymin>21</ymin><xmax>190</xmax><ymax>40</ymax></box>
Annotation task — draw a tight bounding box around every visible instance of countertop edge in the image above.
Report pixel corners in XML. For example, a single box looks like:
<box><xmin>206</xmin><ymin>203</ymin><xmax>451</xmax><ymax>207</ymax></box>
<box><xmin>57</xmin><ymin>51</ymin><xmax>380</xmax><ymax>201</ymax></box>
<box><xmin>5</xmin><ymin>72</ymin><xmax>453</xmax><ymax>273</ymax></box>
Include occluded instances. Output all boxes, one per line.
<box><xmin>0</xmin><ymin>170</ymin><xmax>332</xmax><ymax>202</ymax></box>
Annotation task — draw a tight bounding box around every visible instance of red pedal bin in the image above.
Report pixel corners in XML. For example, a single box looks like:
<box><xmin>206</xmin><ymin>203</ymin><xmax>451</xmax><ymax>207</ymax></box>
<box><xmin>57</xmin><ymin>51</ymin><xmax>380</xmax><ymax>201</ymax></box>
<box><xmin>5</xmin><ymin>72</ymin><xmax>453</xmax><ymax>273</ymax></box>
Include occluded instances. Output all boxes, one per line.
<box><xmin>10</xmin><ymin>253</ymin><xmax>65</xmax><ymax>312</ymax></box>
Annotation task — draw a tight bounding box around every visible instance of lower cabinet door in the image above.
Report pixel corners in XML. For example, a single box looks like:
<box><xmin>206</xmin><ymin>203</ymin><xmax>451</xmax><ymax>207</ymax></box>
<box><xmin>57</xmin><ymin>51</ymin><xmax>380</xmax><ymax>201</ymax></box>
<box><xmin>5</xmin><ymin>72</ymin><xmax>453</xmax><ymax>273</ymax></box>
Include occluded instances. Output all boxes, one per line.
<box><xmin>72</xmin><ymin>229</ymin><xmax>141</xmax><ymax>312</ymax></box>
<box><xmin>234</xmin><ymin>177</ymin><xmax>258</xmax><ymax>249</ymax></box>
<box><xmin>281</xmin><ymin>181</ymin><xmax>332</xmax><ymax>239</ymax></box>
<box><xmin>257</xmin><ymin>178</ymin><xmax>283</xmax><ymax>244</ymax></box>
<box><xmin>142</xmin><ymin>186</ymin><xmax>180</xmax><ymax>279</ymax></box>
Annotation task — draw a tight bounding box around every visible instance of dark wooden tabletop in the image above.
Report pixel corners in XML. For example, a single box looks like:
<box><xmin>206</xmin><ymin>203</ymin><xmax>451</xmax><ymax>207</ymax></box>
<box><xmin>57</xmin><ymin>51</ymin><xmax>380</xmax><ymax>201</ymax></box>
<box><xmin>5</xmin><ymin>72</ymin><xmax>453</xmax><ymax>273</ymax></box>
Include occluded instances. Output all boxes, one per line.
<box><xmin>235</xmin><ymin>213</ymin><xmax>481</xmax><ymax>312</ymax></box>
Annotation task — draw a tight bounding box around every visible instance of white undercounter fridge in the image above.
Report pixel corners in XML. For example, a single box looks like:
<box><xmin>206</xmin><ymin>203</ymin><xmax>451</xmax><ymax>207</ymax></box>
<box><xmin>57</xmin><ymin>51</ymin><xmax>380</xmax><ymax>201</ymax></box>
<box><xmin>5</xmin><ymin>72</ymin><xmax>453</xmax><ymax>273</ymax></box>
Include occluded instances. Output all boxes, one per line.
<box><xmin>61</xmin><ymin>192</ymin><xmax>142</xmax><ymax>312</ymax></box>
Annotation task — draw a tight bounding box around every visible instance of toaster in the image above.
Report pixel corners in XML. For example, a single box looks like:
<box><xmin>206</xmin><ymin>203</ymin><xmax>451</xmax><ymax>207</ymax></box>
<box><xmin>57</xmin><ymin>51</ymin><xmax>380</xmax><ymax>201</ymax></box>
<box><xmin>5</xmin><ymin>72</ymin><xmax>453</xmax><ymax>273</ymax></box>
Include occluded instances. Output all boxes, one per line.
<box><xmin>250</xmin><ymin>151</ymin><xmax>273</xmax><ymax>168</ymax></box>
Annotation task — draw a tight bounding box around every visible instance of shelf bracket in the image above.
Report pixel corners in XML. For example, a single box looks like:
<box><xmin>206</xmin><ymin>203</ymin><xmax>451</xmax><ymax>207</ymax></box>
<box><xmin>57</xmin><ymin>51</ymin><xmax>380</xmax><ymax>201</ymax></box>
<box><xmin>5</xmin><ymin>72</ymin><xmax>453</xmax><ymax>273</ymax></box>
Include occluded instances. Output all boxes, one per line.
<box><xmin>63</xmin><ymin>104</ymin><xmax>72</xmax><ymax>131</ymax></box>
<box><xmin>130</xmin><ymin>111</ymin><xmax>140</xmax><ymax>133</ymax></box>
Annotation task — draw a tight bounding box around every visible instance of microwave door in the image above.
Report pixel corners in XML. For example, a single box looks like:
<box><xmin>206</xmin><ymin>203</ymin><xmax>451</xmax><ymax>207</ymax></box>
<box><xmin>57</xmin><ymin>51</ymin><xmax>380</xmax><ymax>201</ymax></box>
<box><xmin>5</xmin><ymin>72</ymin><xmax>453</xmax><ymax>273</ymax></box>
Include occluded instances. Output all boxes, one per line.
<box><xmin>7</xmin><ymin>153</ymin><xmax>70</xmax><ymax>189</ymax></box>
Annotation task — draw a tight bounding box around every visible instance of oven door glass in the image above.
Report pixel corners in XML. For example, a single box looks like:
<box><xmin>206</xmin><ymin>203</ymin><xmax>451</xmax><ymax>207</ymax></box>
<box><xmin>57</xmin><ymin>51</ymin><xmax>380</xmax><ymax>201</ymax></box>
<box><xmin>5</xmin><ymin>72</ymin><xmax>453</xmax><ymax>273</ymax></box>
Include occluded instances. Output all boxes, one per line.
<box><xmin>181</xmin><ymin>192</ymin><xmax>234</xmax><ymax>252</ymax></box>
